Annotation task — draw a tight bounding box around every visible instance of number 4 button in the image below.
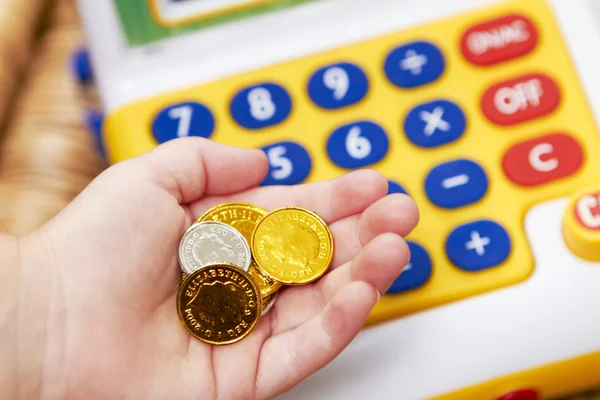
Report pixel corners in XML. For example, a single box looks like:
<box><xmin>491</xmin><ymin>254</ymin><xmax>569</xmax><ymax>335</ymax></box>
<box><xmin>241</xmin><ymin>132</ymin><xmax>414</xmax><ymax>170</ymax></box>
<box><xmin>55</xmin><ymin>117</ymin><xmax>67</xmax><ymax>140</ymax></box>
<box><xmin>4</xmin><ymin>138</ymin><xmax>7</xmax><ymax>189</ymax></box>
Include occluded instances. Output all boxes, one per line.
<box><xmin>327</xmin><ymin>121</ymin><xmax>389</xmax><ymax>169</ymax></box>
<box><xmin>152</xmin><ymin>101</ymin><xmax>215</xmax><ymax>143</ymax></box>
<box><xmin>260</xmin><ymin>141</ymin><xmax>312</xmax><ymax>186</ymax></box>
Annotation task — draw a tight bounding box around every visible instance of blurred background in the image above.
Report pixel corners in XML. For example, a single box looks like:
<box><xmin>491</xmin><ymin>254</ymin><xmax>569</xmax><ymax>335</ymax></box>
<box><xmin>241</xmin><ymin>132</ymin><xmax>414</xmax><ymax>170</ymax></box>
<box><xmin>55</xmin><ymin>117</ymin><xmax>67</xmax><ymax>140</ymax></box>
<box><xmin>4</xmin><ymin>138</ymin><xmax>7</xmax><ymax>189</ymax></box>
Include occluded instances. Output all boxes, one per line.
<box><xmin>0</xmin><ymin>0</ymin><xmax>106</xmax><ymax>236</ymax></box>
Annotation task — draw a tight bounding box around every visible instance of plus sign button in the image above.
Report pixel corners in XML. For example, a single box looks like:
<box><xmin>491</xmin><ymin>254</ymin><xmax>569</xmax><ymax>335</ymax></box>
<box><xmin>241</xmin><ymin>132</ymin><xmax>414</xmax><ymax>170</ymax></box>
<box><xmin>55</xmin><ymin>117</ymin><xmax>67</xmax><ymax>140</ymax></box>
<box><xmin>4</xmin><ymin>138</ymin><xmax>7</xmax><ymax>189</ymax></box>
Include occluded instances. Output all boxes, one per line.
<box><xmin>384</xmin><ymin>40</ymin><xmax>445</xmax><ymax>89</ymax></box>
<box><xmin>404</xmin><ymin>99</ymin><xmax>466</xmax><ymax>148</ymax></box>
<box><xmin>446</xmin><ymin>220</ymin><xmax>511</xmax><ymax>272</ymax></box>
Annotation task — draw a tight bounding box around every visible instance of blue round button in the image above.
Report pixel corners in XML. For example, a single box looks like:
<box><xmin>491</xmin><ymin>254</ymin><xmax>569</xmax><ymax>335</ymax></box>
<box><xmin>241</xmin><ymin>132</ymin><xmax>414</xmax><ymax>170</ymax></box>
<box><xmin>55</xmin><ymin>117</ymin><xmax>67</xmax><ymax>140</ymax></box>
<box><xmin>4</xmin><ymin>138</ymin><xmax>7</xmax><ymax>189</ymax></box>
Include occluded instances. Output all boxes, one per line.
<box><xmin>152</xmin><ymin>102</ymin><xmax>215</xmax><ymax>143</ymax></box>
<box><xmin>387</xmin><ymin>241</ymin><xmax>432</xmax><ymax>294</ymax></box>
<box><xmin>425</xmin><ymin>159</ymin><xmax>488</xmax><ymax>209</ymax></box>
<box><xmin>307</xmin><ymin>62</ymin><xmax>369</xmax><ymax>109</ymax></box>
<box><xmin>230</xmin><ymin>83</ymin><xmax>292</xmax><ymax>129</ymax></box>
<box><xmin>387</xmin><ymin>180</ymin><xmax>408</xmax><ymax>195</ymax></box>
<box><xmin>71</xmin><ymin>47</ymin><xmax>93</xmax><ymax>85</ymax></box>
<box><xmin>404</xmin><ymin>99</ymin><xmax>466</xmax><ymax>148</ymax></box>
<box><xmin>384</xmin><ymin>40</ymin><xmax>445</xmax><ymax>89</ymax></box>
<box><xmin>446</xmin><ymin>220</ymin><xmax>511</xmax><ymax>272</ymax></box>
<box><xmin>326</xmin><ymin>121</ymin><xmax>389</xmax><ymax>169</ymax></box>
<box><xmin>260</xmin><ymin>141</ymin><xmax>312</xmax><ymax>186</ymax></box>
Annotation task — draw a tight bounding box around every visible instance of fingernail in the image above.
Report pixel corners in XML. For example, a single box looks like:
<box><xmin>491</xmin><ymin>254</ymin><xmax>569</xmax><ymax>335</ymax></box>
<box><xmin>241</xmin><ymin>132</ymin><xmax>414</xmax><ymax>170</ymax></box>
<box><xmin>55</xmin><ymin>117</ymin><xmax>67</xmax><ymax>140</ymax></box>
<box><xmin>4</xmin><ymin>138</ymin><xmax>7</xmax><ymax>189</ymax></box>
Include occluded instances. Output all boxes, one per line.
<box><xmin>376</xmin><ymin>289</ymin><xmax>381</xmax><ymax>302</ymax></box>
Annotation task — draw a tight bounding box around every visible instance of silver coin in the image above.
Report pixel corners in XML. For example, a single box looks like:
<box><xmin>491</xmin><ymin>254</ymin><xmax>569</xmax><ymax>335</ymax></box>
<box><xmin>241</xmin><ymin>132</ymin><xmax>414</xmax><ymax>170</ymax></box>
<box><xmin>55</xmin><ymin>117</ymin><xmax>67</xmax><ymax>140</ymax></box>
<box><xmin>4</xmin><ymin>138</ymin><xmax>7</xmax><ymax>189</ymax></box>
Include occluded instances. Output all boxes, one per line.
<box><xmin>178</xmin><ymin>221</ymin><xmax>251</xmax><ymax>274</ymax></box>
<box><xmin>261</xmin><ymin>291</ymin><xmax>278</xmax><ymax>317</ymax></box>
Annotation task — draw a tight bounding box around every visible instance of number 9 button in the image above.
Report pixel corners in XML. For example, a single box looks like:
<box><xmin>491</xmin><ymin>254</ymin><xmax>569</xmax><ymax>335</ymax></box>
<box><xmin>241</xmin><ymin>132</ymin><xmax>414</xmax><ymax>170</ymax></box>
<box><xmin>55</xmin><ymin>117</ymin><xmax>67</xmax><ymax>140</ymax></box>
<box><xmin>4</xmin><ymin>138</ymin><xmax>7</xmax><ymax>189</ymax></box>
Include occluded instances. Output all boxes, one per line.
<box><xmin>230</xmin><ymin>82</ymin><xmax>292</xmax><ymax>129</ymax></box>
<box><xmin>308</xmin><ymin>62</ymin><xmax>369</xmax><ymax>109</ymax></box>
<box><xmin>327</xmin><ymin>121</ymin><xmax>389</xmax><ymax>169</ymax></box>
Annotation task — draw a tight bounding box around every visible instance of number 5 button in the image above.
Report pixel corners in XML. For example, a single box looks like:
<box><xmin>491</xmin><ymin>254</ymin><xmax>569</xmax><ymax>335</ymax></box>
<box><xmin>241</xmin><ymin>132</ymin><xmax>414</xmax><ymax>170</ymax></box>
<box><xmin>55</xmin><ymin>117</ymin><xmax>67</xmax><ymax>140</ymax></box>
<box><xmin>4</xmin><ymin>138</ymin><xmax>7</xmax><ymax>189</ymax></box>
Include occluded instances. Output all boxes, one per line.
<box><xmin>260</xmin><ymin>141</ymin><xmax>312</xmax><ymax>186</ymax></box>
<box><xmin>230</xmin><ymin>82</ymin><xmax>292</xmax><ymax>130</ymax></box>
<box><xmin>152</xmin><ymin>101</ymin><xmax>215</xmax><ymax>143</ymax></box>
<box><xmin>327</xmin><ymin>121</ymin><xmax>389</xmax><ymax>169</ymax></box>
<box><xmin>307</xmin><ymin>62</ymin><xmax>369</xmax><ymax>109</ymax></box>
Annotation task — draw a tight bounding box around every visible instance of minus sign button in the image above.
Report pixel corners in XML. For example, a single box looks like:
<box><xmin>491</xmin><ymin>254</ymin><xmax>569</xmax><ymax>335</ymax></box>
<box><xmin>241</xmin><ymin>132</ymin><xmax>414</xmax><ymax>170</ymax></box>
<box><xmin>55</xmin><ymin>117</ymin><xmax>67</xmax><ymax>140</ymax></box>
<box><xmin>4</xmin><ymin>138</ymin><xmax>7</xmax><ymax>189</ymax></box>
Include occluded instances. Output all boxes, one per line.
<box><xmin>442</xmin><ymin>174</ymin><xmax>469</xmax><ymax>189</ymax></box>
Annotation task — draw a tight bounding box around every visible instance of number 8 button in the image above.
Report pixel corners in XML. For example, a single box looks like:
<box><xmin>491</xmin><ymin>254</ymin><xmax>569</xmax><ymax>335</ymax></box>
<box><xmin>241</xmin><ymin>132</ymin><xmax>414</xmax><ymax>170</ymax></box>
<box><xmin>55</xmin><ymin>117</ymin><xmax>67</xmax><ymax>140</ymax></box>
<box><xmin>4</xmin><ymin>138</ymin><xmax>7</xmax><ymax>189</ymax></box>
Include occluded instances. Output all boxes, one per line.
<box><xmin>230</xmin><ymin>82</ymin><xmax>292</xmax><ymax>129</ymax></box>
<box><xmin>326</xmin><ymin>121</ymin><xmax>389</xmax><ymax>169</ymax></box>
<box><xmin>307</xmin><ymin>62</ymin><xmax>369</xmax><ymax>109</ymax></box>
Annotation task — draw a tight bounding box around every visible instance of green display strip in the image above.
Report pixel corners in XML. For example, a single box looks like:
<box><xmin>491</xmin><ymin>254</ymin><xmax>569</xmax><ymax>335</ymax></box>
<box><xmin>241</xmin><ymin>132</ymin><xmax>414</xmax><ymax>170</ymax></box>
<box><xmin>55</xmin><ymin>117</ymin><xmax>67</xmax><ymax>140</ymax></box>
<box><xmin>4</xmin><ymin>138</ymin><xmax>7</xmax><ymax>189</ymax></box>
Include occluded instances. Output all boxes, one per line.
<box><xmin>113</xmin><ymin>0</ymin><xmax>319</xmax><ymax>47</ymax></box>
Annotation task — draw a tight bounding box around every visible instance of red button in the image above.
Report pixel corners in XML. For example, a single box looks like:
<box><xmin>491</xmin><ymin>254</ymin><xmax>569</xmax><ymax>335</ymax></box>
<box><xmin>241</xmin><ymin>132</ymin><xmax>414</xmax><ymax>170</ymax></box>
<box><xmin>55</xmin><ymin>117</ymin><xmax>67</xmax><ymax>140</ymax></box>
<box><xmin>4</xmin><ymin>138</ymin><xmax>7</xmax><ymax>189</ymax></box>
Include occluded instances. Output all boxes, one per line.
<box><xmin>502</xmin><ymin>133</ymin><xmax>584</xmax><ymax>187</ymax></box>
<box><xmin>574</xmin><ymin>191</ymin><xmax>600</xmax><ymax>231</ymax></box>
<box><xmin>482</xmin><ymin>73</ymin><xmax>560</xmax><ymax>125</ymax></box>
<box><xmin>496</xmin><ymin>388</ymin><xmax>539</xmax><ymax>400</ymax></box>
<box><xmin>461</xmin><ymin>14</ymin><xmax>538</xmax><ymax>65</ymax></box>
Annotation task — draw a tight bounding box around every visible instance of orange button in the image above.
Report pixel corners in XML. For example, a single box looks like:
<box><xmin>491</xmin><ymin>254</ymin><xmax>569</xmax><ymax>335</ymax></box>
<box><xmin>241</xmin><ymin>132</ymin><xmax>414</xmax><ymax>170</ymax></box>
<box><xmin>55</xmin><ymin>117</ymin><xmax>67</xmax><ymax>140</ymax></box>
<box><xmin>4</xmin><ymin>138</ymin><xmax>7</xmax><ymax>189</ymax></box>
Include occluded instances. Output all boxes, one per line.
<box><xmin>461</xmin><ymin>14</ymin><xmax>538</xmax><ymax>66</ymax></box>
<box><xmin>482</xmin><ymin>73</ymin><xmax>560</xmax><ymax>125</ymax></box>
<box><xmin>502</xmin><ymin>133</ymin><xmax>583</xmax><ymax>187</ymax></box>
<box><xmin>563</xmin><ymin>184</ymin><xmax>600</xmax><ymax>261</ymax></box>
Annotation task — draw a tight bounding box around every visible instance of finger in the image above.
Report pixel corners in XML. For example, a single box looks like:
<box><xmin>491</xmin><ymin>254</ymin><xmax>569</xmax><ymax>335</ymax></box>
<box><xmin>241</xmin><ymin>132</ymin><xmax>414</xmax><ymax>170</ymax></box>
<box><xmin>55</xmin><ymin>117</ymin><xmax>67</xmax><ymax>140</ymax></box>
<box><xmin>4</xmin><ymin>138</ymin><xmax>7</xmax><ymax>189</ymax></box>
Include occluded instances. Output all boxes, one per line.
<box><xmin>269</xmin><ymin>232</ymin><xmax>409</xmax><ymax>335</ymax></box>
<box><xmin>255</xmin><ymin>280</ymin><xmax>378</xmax><ymax>400</ymax></box>
<box><xmin>329</xmin><ymin>193</ymin><xmax>418</xmax><ymax>267</ymax></box>
<box><xmin>190</xmin><ymin>169</ymin><xmax>388</xmax><ymax>224</ymax></box>
<box><xmin>120</xmin><ymin>137</ymin><xmax>269</xmax><ymax>204</ymax></box>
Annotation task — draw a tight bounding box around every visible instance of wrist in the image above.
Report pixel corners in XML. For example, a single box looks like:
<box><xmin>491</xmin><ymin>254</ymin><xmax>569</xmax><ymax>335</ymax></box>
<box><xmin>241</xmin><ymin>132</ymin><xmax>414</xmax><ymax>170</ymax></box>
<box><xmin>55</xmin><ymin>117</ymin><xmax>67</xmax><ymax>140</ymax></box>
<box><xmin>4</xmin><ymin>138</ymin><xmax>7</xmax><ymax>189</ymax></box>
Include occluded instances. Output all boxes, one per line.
<box><xmin>0</xmin><ymin>234</ymin><xmax>21</xmax><ymax>397</ymax></box>
<box><xmin>0</xmin><ymin>232</ymin><xmax>66</xmax><ymax>398</ymax></box>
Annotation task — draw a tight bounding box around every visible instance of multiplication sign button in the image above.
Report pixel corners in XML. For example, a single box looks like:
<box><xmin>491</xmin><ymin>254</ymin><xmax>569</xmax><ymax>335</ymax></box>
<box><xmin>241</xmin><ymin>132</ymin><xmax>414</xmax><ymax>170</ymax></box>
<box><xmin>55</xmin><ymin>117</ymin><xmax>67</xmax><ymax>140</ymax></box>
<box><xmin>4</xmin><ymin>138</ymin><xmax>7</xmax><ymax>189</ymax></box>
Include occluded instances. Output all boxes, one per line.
<box><xmin>446</xmin><ymin>220</ymin><xmax>511</xmax><ymax>272</ymax></box>
<box><xmin>404</xmin><ymin>99</ymin><xmax>466</xmax><ymax>148</ymax></box>
<box><xmin>425</xmin><ymin>159</ymin><xmax>488</xmax><ymax>209</ymax></box>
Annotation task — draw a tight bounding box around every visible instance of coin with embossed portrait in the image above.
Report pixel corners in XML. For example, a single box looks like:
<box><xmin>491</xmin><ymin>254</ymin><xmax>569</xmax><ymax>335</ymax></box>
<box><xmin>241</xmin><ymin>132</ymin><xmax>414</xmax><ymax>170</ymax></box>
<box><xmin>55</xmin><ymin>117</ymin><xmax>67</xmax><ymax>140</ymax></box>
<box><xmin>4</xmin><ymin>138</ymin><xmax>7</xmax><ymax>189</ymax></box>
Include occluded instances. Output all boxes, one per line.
<box><xmin>251</xmin><ymin>207</ymin><xmax>334</xmax><ymax>285</ymax></box>
<box><xmin>177</xmin><ymin>263</ymin><xmax>262</xmax><ymax>345</ymax></box>
<box><xmin>179</xmin><ymin>221</ymin><xmax>251</xmax><ymax>274</ymax></box>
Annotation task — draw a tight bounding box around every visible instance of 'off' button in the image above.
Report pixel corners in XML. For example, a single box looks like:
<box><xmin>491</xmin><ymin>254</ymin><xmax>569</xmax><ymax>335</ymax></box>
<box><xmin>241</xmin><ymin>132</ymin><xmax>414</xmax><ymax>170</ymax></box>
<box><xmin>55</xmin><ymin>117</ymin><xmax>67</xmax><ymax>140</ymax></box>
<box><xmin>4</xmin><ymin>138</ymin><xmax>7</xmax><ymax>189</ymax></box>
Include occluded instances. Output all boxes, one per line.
<box><xmin>481</xmin><ymin>73</ymin><xmax>560</xmax><ymax>126</ymax></box>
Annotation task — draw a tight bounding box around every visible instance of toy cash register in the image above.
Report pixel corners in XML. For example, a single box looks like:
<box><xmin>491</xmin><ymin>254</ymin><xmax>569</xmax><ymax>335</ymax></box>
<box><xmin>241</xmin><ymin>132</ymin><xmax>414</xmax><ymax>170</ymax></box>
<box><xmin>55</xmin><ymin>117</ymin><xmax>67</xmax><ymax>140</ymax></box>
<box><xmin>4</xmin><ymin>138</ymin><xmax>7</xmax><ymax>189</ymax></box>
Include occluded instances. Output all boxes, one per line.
<box><xmin>74</xmin><ymin>0</ymin><xmax>600</xmax><ymax>398</ymax></box>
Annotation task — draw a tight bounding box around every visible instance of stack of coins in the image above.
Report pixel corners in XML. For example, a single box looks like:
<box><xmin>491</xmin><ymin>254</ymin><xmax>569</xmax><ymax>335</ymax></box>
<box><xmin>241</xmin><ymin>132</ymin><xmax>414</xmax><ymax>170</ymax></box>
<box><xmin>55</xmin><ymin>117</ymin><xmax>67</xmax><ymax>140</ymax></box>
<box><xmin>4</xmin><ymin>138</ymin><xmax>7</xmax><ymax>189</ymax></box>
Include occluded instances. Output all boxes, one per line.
<box><xmin>177</xmin><ymin>202</ymin><xmax>334</xmax><ymax>345</ymax></box>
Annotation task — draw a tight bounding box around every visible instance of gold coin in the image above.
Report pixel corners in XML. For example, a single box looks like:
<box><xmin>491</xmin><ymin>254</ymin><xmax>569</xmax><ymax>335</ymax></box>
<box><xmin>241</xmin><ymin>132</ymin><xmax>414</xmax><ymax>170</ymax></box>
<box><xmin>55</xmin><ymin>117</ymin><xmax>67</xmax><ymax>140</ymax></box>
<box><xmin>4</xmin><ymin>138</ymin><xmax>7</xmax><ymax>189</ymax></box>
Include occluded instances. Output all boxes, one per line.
<box><xmin>177</xmin><ymin>263</ymin><xmax>262</xmax><ymax>345</ymax></box>
<box><xmin>197</xmin><ymin>202</ymin><xmax>282</xmax><ymax>296</ymax></box>
<box><xmin>248</xmin><ymin>260</ymin><xmax>281</xmax><ymax>298</ymax></box>
<box><xmin>196</xmin><ymin>202</ymin><xmax>267</xmax><ymax>243</ymax></box>
<box><xmin>251</xmin><ymin>207</ymin><xmax>334</xmax><ymax>285</ymax></box>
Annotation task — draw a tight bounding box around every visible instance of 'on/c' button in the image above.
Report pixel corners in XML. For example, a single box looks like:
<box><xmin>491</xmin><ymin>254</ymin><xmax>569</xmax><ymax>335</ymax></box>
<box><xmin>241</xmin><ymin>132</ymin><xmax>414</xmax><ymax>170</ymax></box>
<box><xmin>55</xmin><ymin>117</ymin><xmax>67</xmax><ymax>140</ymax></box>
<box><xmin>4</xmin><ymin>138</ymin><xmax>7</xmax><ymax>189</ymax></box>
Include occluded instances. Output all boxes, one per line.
<box><xmin>563</xmin><ymin>184</ymin><xmax>600</xmax><ymax>261</ymax></box>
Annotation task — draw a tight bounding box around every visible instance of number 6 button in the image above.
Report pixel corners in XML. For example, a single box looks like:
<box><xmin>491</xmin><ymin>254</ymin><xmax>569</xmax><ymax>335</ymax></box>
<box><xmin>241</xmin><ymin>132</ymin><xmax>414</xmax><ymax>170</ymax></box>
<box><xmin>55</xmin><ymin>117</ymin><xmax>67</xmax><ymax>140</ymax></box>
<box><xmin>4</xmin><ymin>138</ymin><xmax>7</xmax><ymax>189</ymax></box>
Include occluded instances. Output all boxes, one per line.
<box><xmin>307</xmin><ymin>62</ymin><xmax>369</xmax><ymax>109</ymax></box>
<box><xmin>152</xmin><ymin>101</ymin><xmax>215</xmax><ymax>143</ymax></box>
<box><xmin>260</xmin><ymin>141</ymin><xmax>312</xmax><ymax>186</ymax></box>
<box><xmin>230</xmin><ymin>82</ymin><xmax>292</xmax><ymax>130</ymax></box>
<box><xmin>326</xmin><ymin>121</ymin><xmax>389</xmax><ymax>169</ymax></box>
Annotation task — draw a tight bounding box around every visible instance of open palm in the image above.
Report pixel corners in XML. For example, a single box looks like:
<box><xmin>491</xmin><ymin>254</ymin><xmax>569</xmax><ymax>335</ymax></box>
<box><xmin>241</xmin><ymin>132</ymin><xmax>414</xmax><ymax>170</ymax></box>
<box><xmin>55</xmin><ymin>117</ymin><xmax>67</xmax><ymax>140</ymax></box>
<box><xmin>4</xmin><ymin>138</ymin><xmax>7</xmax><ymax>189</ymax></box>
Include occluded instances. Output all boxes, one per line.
<box><xmin>29</xmin><ymin>138</ymin><xmax>418</xmax><ymax>399</ymax></box>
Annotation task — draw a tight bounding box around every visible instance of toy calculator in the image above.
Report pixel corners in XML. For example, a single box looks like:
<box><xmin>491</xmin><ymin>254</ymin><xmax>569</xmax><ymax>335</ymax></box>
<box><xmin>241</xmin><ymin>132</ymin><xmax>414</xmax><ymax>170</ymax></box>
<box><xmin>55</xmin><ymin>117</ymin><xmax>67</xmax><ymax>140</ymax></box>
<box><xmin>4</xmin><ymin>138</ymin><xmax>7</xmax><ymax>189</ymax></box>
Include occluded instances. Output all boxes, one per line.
<box><xmin>76</xmin><ymin>0</ymin><xmax>600</xmax><ymax>398</ymax></box>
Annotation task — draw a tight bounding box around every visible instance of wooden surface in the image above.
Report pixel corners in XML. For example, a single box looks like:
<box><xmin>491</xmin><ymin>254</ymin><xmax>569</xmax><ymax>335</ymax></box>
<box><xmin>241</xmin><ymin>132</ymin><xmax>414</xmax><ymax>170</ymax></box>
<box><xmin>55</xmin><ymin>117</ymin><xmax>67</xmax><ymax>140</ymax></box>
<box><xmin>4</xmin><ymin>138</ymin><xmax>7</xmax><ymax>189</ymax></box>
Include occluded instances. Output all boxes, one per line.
<box><xmin>0</xmin><ymin>0</ymin><xmax>106</xmax><ymax>235</ymax></box>
<box><xmin>0</xmin><ymin>0</ymin><xmax>598</xmax><ymax>398</ymax></box>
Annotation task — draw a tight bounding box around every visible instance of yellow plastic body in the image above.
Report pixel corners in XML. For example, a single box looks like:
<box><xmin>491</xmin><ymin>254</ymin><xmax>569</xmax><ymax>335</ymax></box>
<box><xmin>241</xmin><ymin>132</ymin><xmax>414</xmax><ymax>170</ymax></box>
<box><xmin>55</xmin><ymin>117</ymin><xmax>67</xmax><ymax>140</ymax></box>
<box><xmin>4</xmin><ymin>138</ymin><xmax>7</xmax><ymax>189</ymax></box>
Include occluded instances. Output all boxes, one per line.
<box><xmin>102</xmin><ymin>0</ymin><xmax>600</xmax><ymax>396</ymax></box>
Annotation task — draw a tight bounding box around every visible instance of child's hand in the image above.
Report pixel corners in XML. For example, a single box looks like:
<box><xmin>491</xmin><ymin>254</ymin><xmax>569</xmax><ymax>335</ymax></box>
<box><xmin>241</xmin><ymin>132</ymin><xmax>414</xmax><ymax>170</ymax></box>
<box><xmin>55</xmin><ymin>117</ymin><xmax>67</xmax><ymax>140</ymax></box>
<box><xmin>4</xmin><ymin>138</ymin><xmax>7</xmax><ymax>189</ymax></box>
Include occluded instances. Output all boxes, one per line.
<box><xmin>16</xmin><ymin>137</ymin><xmax>418</xmax><ymax>399</ymax></box>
